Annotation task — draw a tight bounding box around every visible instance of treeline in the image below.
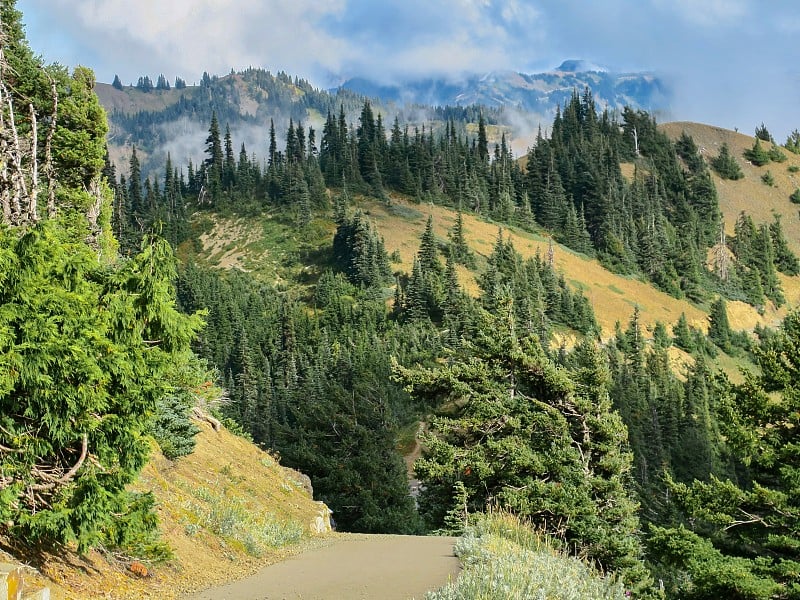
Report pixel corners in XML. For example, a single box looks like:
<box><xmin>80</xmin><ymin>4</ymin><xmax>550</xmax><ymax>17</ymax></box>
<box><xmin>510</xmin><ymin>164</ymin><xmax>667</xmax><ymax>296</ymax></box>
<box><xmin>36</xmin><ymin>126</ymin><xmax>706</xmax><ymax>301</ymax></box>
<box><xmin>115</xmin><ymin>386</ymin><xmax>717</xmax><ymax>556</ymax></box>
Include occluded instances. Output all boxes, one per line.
<box><xmin>110</xmin><ymin>89</ymin><xmax>797</xmax><ymax>312</ymax></box>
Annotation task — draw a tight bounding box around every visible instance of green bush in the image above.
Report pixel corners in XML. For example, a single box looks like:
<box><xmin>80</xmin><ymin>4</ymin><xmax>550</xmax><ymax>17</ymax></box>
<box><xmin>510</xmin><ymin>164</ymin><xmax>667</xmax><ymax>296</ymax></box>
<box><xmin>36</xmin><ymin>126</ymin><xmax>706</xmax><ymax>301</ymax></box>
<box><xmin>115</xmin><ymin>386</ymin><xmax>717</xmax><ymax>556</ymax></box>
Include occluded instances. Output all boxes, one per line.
<box><xmin>151</xmin><ymin>392</ymin><xmax>200</xmax><ymax>459</ymax></box>
<box><xmin>787</xmin><ymin>164</ymin><xmax>799</xmax><ymax>173</ymax></box>
<box><xmin>768</xmin><ymin>145</ymin><xmax>787</xmax><ymax>162</ymax></box>
<box><xmin>761</xmin><ymin>170</ymin><xmax>775</xmax><ymax>186</ymax></box>
<box><xmin>790</xmin><ymin>189</ymin><xmax>800</xmax><ymax>204</ymax></box>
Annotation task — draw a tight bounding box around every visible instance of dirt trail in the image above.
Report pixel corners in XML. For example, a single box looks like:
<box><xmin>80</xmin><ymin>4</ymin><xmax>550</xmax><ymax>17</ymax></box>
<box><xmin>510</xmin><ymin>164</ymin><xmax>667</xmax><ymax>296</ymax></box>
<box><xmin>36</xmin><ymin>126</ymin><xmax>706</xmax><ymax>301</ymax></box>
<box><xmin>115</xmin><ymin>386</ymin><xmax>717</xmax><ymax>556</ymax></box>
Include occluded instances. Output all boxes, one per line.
<box><xmin>183</xmin><ymin>534</ymin><xmax>459</xmax><ymax>600</ymax></box>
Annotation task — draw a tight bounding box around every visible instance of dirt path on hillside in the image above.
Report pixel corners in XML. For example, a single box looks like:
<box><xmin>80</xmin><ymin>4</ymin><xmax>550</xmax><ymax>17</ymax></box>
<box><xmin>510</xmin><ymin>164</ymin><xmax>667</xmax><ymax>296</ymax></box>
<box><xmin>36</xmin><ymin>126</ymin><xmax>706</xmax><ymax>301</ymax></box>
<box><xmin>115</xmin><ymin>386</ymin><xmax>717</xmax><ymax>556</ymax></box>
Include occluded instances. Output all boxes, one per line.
<box><xmin>183</xmin><ymin>534</ymin><xmax>459</xmax><ymax>600</ymax></box>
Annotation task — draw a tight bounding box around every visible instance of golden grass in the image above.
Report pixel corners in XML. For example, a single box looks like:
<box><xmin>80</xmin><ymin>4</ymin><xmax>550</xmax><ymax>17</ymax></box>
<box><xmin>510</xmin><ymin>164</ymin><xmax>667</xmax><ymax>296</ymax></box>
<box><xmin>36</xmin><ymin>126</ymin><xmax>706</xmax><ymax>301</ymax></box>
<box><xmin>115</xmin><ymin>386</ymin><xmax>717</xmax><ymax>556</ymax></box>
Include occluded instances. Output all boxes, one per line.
<box><xmin>25</xmin><ymin>423</ymin><xmax>328</xmax><ymax>600</ymax></box>
<box><xmin>661</xmin><ymin>122</ymin><xmax>800</xmax><ymax>256</ymax></box>
<box><xmin>361</xmin><ymin>194</ymin><xmax>710</xmax><ymax>338</ymax></box>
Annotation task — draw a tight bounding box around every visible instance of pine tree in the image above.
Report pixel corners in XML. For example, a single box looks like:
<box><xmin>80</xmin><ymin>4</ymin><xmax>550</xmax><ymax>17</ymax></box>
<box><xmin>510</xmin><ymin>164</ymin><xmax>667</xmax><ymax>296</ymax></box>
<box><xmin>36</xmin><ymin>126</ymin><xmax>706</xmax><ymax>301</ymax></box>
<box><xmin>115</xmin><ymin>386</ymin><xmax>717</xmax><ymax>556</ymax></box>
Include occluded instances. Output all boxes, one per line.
<box><xmin>447</xmin><ymin>210</ymin><xmax>475</xmax><ymax>268</ymax></box>
<box><xmin>204</xmin><ymin>112</ymin><xmax>223</xmax><ymax>202</ymax></box>
<box><xmin>651</xmin><ymin>310</ymin><xmax>800</xmax><ymax>599</ymax></box>
<box><xmin>418</xmin><ymin>215</ymin><xmax>443</xmax><ymax>275</ymax></box>
<box><xmin>672</xmin><ymin>312</ymin><xmax>695</xmax><ymax>353</ymax></box>
<box><xmin>743</xmin><ymin>138</ymin><xmax>770</xmax><ymax>166</ymax></box>
<box><xmin>769</xmin><ymin>214</ymin><xmax>800</xmax><ymax>275</ymax></box>
<box><xmin>707</xmin><ymin>297</ymin><xmax>731</xmax><ymax>351</ymax></box>
<box><xmin>710</xmin><ymin>143</ymin><xmax>744</xmax><ymax>180</ymax></box>
<box><xmin>394</xmin><ymin>299</ymin><xmax>650</xmax><ymax>591</ymax></box>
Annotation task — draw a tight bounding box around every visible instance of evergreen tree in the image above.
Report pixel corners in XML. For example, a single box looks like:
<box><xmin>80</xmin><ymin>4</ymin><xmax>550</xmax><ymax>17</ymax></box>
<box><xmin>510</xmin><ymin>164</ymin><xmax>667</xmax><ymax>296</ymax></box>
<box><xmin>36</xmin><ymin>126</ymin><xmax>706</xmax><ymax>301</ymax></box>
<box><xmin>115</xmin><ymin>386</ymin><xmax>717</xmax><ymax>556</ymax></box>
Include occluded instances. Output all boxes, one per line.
<box><xmin>754</xmin><ymin>122</ymin><xmax>774</xmax><ymax>143</ymax></box>
<box><xmin>769</xmin><ymin>214</ymin><xmax>800</xmax><ymax>275</ymax></box>
<box><xmin>743</xmin><ymin>138</ymin><xmax>770</xmax><ymax>166</ymax></box>
<box><xmin>447</xmin><ymin>210</ymin><xmax>476</xmax><ymax>268</ymax></box>
<box><xmin>707</xmin><ymin>297</ymin><xmax>731</xmax><ymax>351</ymax></box>
<box><xmin>112</xmin><ymin>74</ymin><xmax>123</xmax><ymax>90</ymax></box>
<box><xmin>418</xmin><ymin>215</ymin><xmax>443</xmax><ymax>275</ymax></box>
<box><xmin>710</xmin><ymin>143</ymin><xmax>744</xmax><ymax>180</ymax></box>
<box><xmin>394</xmin><ymin>299</ymin><xmax>650</xmax><ymax>591</ymax></box>
<box><xmin>651</xmin><ymin>310</ymin><xmax>800</xmax><ymax>599</ymax></box>
<box><xmin>673</xmin><ymin>312</ymin><xmax>696</xmax><ymax>353</ymax></box>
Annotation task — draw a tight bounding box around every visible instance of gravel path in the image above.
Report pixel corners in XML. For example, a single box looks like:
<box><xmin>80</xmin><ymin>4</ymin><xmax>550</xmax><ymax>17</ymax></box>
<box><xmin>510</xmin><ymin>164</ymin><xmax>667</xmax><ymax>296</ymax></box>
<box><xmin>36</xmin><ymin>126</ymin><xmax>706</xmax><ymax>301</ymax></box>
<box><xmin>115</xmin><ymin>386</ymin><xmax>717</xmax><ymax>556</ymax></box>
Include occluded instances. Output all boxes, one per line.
<box><xmin>183</xmin><ymin>534</ymin><xmax>459</xmax><ymax>600</ymax></box>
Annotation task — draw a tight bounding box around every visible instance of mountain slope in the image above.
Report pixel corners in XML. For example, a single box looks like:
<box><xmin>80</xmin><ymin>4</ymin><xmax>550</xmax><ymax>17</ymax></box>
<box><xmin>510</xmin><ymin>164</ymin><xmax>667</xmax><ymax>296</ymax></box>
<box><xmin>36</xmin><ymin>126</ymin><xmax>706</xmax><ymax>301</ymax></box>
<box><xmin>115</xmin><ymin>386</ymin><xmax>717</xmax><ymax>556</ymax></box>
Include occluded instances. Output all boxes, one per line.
<box><xmin>186</xmin><ymin>190</ymin><xmax>797</xmax><ymax>343</ymax></box>
<box><xmin>7</xmin><ymin>420</ymin><xmax>329</xmax><ymax>599</ymax></box>
<box><xmin>661</xmin><ymin>122</ymin><xmax>800</xmax><ymax>254</ymax></box>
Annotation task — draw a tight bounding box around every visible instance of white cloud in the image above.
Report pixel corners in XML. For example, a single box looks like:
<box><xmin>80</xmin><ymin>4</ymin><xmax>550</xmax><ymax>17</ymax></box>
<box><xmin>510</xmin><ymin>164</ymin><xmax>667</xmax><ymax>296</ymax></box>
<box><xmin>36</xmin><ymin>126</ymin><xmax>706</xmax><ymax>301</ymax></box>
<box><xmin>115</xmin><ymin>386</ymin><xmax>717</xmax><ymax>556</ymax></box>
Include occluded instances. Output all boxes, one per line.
<box><xmin>24</xmin><ymin>0</ymin><xmax>350</xmax><ymax>83</ymax></box>
<box><xmin>651</xmin><ymin>0</ymin><xmax>751</xmax><ymax>27</ymax></box>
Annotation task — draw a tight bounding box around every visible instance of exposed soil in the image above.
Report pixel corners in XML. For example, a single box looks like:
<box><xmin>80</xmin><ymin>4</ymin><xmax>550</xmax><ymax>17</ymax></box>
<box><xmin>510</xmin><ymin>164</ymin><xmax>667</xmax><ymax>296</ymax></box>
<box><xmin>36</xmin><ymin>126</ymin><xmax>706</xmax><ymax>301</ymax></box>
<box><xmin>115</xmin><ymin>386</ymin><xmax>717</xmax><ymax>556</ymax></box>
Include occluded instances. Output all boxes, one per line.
<box><xmin>182</xmin><ymin>533</ymin><xmax>459</xmax><ymax>600</ymax></box>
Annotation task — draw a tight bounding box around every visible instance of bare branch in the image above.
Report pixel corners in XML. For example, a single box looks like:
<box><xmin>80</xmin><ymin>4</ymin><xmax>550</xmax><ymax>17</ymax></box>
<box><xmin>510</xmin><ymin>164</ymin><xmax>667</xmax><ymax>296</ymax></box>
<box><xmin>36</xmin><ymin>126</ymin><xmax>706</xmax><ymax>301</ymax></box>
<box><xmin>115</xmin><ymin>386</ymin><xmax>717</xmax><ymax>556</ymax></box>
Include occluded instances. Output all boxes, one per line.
<box><xmin>44</xmin><ymin>73</ymin><xmax>57</xmax><ymax>218</ymax></box>
<box><xmin>28</xmin><ymin>102</ymin><xmax>38</xmax><ymax>222</ymax></box>
<box><xmin>29</xmin><ymin>434</ymin><xmax>89</xmax><ymax>491</ymax></box>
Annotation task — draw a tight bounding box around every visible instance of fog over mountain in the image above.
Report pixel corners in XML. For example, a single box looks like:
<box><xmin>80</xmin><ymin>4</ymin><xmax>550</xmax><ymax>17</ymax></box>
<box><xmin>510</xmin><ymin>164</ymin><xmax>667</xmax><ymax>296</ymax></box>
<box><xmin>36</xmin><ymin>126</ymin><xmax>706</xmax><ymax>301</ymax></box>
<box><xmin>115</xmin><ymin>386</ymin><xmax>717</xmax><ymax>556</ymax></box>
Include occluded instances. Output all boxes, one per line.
<box><xmin>338</xmin><ymin>61</ymin><xmax>670</xmax><ymax>120</ymax></box>
<box><xmin>19</xmin><ymin>0</ymin><xmax>800</xmax><ymax>139</ymax></box>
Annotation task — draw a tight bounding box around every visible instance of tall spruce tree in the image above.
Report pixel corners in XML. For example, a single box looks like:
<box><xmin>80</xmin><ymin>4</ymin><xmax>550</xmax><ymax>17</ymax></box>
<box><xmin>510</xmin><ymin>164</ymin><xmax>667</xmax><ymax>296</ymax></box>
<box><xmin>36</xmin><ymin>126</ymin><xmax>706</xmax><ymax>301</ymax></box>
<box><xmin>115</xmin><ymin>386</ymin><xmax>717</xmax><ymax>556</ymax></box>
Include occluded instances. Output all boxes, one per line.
<box><xmin>650</xmin><ymin>310</ymin><xmax>800</xmax><ymax>599</ymax></box>
<box><xmin>394</xmin><ymin>297</ymin><xmax>650</xmax><ymax>592</ymax></box>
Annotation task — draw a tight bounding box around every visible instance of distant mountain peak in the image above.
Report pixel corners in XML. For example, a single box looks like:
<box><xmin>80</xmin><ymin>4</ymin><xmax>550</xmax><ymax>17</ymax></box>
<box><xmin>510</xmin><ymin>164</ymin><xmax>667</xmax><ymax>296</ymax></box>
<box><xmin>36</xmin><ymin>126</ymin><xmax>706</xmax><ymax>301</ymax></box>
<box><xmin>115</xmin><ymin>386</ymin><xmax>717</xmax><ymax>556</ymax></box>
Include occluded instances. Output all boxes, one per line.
<box><xmin>337</xmin><ymin>63</ymin><xmax>669</xmax><ymax>119</ymax></box>
<box><xmin>555</xmin><ymin>59</ymin><xmax>608</xmax><ymax>73</ymax></box>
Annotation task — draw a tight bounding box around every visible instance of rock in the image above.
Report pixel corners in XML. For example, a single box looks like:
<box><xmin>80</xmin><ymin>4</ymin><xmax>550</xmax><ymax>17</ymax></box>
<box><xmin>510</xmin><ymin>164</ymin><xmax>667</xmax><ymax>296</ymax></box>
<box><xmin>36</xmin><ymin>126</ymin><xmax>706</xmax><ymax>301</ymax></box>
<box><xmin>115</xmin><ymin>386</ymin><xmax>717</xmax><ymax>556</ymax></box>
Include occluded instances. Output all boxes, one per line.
<box><xmin>0</xmin><ymin>563</ymin><xmax>22</xmax><ymax>600</ymax></box>
<box><xmin>285</xmin><ymin>469</ymin><xmax>313</xmax><ymax>497</ymax></box>
<box><xmin>310</xmin><ymin>502</ymin><xmax>333</xmax><ymax>534</ymax></box>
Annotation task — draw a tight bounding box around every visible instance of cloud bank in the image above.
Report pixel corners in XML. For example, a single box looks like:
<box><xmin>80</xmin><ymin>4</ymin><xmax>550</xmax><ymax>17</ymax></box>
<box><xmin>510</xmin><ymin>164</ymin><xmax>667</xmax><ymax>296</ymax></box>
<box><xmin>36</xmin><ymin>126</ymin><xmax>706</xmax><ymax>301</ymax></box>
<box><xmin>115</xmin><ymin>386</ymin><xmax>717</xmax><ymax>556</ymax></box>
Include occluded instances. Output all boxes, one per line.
<box><xmin>17</xmin><ymin>0</ymin><xmax>800</xmax><ymax>138</ymax></box>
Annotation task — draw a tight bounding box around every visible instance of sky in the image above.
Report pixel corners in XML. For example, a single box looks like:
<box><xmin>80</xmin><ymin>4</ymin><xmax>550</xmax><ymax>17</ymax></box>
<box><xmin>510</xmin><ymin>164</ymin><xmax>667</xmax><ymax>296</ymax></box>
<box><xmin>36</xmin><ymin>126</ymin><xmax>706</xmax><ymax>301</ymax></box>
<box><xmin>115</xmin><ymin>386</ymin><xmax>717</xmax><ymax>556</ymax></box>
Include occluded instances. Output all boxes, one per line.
<box><xmin>16</xmin><ymin>0</ymin><xmax>800</xmax><ymax>140</ymax></box>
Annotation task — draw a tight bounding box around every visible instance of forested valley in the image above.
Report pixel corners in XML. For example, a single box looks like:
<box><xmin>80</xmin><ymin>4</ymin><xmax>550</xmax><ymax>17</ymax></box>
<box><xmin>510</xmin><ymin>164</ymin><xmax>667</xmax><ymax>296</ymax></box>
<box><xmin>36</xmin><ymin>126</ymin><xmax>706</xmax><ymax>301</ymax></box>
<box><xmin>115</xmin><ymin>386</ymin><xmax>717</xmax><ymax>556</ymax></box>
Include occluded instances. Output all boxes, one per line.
<box><xmin>98</xmin><ymin>81</ymin><xmax>800</xmax><ymax>596</ymax></box>
<box><xmin>1</xmin><ymin>0</ymin><xmax>799</xmax><ymax>596</ymax></box>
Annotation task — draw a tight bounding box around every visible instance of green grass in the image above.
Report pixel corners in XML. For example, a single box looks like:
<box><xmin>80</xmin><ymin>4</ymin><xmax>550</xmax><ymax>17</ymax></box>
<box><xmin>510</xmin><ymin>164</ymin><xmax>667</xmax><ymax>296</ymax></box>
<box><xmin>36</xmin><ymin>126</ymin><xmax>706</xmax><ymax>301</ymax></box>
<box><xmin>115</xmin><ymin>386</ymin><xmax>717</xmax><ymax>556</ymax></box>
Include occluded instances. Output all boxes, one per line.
<box><xmin>425</xmin><ymin>512</ymin><xmax>626</xmax><ymax>600</ymax></box>
<box><xmin>183</xmin><ymin>484</ymin><xmax>303</xmax><ymax>557</ymax></box>
<box><xmin>607</xmin><ymin>284</ymin><xmax>625</xmax><ymax>295</ymax></box>
<box><xmin>387</xmin><ymin>203</ymin><xmax>425</xmax><ymax>221</ymax></box>
<box><xmin>395</xmin><ymin>420</ymin><xmax>421</xmax><ymax>456</ymax></box>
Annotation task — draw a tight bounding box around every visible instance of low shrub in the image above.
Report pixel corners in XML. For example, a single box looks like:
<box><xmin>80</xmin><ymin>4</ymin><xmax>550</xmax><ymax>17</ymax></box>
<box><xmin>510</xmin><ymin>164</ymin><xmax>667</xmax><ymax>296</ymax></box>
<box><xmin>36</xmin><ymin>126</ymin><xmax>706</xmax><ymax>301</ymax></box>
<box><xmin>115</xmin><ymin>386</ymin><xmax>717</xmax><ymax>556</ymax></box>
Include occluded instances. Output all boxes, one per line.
<box><xmin>425</xmin><ymin>512</ymin><xmax>627</xmax><ymax>600</ymax></box>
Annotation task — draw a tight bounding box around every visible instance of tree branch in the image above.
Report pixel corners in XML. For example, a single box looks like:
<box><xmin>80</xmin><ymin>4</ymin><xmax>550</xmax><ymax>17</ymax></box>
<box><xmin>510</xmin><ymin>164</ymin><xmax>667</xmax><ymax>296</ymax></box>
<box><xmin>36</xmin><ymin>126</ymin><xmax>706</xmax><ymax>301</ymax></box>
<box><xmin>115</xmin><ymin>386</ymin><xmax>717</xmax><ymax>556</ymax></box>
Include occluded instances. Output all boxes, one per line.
<box><xmin>29</xmin><ymin>434</ymin><xmax>88</xmax><ymax>491</ymax></box>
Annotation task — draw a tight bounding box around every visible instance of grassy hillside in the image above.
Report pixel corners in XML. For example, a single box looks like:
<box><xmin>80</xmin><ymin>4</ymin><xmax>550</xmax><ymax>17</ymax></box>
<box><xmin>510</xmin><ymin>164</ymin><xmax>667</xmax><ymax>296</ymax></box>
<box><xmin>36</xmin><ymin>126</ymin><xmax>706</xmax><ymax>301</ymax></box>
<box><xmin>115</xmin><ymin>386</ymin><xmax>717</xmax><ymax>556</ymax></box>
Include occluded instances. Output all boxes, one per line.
<box><xmin>2</xmin><ymin>420</ymin><xmax>330</xmax><ymax>599</ymax></box>
<box><xmin>661</xmin><ymin>122</ymin><xmax>800</xmax><ymax>255</ymax></box>
<box><xmin>660</xmin><ymin>122</ymin><xmax>800</xmax><ymax>325</ymax></box>
<box><xmin>186</xmin><ymin>189</ymin><xmax>800</xmax><ymax>342</ymax></box>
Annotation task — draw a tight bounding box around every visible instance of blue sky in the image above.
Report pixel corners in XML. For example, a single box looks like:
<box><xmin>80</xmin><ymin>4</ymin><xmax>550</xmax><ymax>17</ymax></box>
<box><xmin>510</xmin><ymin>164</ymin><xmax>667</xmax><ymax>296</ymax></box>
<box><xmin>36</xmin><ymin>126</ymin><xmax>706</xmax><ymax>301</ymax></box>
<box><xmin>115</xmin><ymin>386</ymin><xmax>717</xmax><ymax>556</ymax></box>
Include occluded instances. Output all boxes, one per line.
<box><xmin>16</xmin><ymin>0</ymin><xmax>800</xmax><ymax>139</ymax></box>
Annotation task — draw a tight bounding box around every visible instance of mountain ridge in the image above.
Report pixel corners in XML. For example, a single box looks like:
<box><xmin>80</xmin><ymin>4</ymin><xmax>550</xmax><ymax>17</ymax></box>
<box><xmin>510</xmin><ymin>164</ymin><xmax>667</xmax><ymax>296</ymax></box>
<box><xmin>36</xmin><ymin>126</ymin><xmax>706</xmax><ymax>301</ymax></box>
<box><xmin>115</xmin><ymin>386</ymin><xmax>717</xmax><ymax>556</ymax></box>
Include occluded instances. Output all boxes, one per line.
<box><xmin>336</xmin><ymin>62</ymin><xmax>669</xmax><ymax>117</ymax></box>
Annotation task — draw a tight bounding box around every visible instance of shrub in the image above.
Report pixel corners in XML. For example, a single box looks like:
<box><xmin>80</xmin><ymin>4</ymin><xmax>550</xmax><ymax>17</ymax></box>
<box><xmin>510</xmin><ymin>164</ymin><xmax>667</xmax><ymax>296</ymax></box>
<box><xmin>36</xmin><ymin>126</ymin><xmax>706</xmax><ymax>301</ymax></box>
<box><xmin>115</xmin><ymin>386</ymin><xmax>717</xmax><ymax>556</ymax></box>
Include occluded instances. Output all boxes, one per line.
<box><xmin>785</xmin><ymin>129</ymin><xmax>800</xmax><ymax>154</ymax></box>
<box><xmin>790</xmin><ymin>189</ymin><xmax>800</xmax><ymax>204</ymax></box>
<box><xmin>768</xmin><ymin>145</ymin><xmax>787</xmax><ymax>162</ymax></box>
<box><xmin>184</xmin><ymin>485</ymin><xmax>303</xmax><ymax>557</ymax></box>
<box><xmin>761</xmin><ymin>171</ymin><xmax>775</xmax><ymax>186</ymax></box>
<box><xmin>151</xmin><ymin>392</ymin><xmax>200</xmax><ymax>459</ymax></box>
<box><xmin>425</xmin><ymin>512</ymin><xmax>628</xmax><ymax>600</ymax></box>
<box><xmin>788</xmin><ymin>165</ymin><xmax>799</xmax><ymax>173</ymax></box>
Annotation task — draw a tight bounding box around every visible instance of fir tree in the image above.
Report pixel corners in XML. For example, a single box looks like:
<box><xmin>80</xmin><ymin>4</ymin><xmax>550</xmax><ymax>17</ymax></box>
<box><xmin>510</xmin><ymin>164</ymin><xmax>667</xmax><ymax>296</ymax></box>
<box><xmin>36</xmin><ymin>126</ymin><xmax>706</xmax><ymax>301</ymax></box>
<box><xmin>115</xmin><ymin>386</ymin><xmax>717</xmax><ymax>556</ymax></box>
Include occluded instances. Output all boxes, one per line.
<box><xmin>707</xmin><ymin>297</ymin><xmax>731</xmax><ymax>351</ymax></box>
<box><xmin>394</xmin><ymin>299</ymin><xmax>651</xmax><ymax>592</ymax></box>
<box><xmin>710</xmin><ymin>143</ymin><xmax>744</xmax><ymax>180</ymax></box>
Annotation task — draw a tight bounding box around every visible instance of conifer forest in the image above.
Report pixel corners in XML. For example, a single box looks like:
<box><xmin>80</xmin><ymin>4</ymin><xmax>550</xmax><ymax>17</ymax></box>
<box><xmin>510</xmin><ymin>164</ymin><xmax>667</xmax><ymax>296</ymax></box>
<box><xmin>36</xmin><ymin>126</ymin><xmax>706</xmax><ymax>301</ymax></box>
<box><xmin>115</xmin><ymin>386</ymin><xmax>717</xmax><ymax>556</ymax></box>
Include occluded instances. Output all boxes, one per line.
<box><xmin>1</xmin><ymin>0</ymin><xmax>800</xmax><ymax>597</ymax></box>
